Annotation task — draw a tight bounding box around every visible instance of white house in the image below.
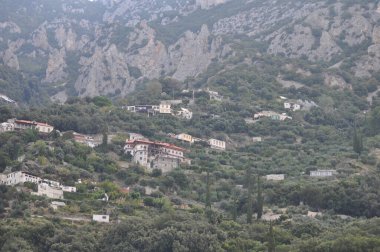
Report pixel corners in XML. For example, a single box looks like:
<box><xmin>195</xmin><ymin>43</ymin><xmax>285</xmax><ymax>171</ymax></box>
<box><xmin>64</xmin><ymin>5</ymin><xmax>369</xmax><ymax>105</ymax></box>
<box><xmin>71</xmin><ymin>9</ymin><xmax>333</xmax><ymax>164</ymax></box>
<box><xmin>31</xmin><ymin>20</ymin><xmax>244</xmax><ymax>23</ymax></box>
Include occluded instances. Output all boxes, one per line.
<box><xmin>60</xmin><ymin>185</ymin><xmax>77</xmax><ymax>192</ymax></box>
<box><xmin>32</xmin><ymin>183</ymin><xmax>64</xmax><ymax>199</ymax></box>
<box><xmin>0</xmin><ymin>122</ymin><xmax>15</xmax><ymax>132</ymax></box>
<box><xmin>284</xmin><ymin>102</ymin><xmax>301</xmax><ymax>111</ymax></box>
<box><xmin>129</xmin><ymin>133</ymin><xmax>146</xmax><ymax>141</ymax></box>
<box><xmin>252</xmin><ymin>137</ymin><xmax>262</xmax><ymax>143</ymax></box>
<box><xmin>310</xmin><ymin>170</ymin><xmax>336</xmax><ymax>177</ymax></box>
<box><xmin>177</xmin><ymin>108</ymin><xmax>193</xmax><ymax>120</ymax></box>
<box><xmin>93</xmin><ymin>214</ymin><xmax>109</xmax><ymax>223</ymax></box>
<box><xmin>3</xmin><ymin>171</ymin><xmax>41</xmax><ymax>186</ymax></box>
<box><xmin>50</xmin><ymin>201</ymin><xmax>66</xmax><ymax>210</ymax></box>
<box><xmin>159</xmin><ymin>102</ymin><xmax>172</xmax><ymax>114</ymax></box>
<box><xmin>266</xmin><ymin>174</ymin><xmax>285</xmax><ymax>181</ymax></box>
<box><xmin>208</xmin><ymin>139</ymin><xmax>226</xmax><ymax>150</ymax></box>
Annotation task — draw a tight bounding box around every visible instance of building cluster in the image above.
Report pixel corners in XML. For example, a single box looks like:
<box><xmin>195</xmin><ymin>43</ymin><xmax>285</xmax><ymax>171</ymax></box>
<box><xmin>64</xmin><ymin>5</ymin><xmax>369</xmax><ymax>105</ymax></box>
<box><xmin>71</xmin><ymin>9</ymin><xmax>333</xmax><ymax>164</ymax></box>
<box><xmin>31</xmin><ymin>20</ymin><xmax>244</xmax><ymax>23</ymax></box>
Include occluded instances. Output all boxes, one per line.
<box><xmin>284</xmin><ymin>101</ymin><xmax>301</xmax><ymax>111</ymax></box>
<box><xmin>254</xmin><ymin>111</ymin><xmax>292</xmax><ymax>121</ymax></box>
<box><xmin>0</xmin><ymin>118</ymin><xmax>54</xmax><ymax>134</ymax></box>
<box><xmin>72</xmin><ymin>132</ymin><xmax>101</xmax><ymax>148</ymax></box>
<box><xmin>173</xmin><ymin>133</ymin><xmax>226</xmax><ymax>150</ymax></box>
<box><xmin>0</xmin><ymin>171</ymin><xmax>76</xmax><ymax>199</ymax></box>
<box><xmin>124</xmin><ymin>137</ymin><xmax>191</xmax><ymax>173</ymax></box>
<box><xmin>123</xmin><ymin>100</ymin><xmax>193</xmax><ymax>120</ymax></box>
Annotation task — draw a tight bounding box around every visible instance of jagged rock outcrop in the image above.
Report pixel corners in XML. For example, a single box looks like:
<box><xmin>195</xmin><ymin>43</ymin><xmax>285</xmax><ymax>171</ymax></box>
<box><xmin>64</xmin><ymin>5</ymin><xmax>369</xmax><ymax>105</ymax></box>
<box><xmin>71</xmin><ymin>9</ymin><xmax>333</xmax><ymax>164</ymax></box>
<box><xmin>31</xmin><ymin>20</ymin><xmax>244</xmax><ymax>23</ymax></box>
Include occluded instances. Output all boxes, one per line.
<box><xmin>1</xmin><ymin>0</ymin><xmax>379</xmax><ymax>99</ymax></box>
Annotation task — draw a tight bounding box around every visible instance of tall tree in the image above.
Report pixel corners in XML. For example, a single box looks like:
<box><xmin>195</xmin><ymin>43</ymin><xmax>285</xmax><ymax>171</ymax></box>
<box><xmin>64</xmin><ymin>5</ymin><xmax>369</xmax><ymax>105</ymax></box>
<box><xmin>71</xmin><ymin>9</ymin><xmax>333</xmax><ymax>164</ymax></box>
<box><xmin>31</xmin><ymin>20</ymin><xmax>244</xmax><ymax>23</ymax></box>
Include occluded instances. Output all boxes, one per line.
<box><xmin>246</xmin><ymin>168</ymin><xmax>254</xmax><ymax>224</ymax></box>
<box><xmin>267</xmin><ymin>221</ymin><xmax>276</xmax><ymax>252</ymax></box>
<box><xmin>205</xmin><ymin>169</ymin><xmax>211</xmax><ymax>210</ymax></box>
<box><xmin>257</xmin><ymin>175</ymin><xmax>263</xmax><ymax>219</ymax></box>
<box><xmin>353</xmin><ymin>121</ymin><xmax>363</xmax><ymax>156</ymax></box>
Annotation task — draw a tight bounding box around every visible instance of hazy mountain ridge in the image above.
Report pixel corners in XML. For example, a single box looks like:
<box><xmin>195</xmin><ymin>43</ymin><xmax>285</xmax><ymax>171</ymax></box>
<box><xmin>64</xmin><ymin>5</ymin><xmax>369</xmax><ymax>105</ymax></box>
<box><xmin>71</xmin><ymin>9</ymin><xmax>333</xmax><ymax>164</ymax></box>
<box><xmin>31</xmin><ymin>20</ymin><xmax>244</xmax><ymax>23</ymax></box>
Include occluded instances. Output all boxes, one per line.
<box><xmin>0</xmin><ymin>0</ymin><xmax>379</xmax><ymax>102</ymax></box>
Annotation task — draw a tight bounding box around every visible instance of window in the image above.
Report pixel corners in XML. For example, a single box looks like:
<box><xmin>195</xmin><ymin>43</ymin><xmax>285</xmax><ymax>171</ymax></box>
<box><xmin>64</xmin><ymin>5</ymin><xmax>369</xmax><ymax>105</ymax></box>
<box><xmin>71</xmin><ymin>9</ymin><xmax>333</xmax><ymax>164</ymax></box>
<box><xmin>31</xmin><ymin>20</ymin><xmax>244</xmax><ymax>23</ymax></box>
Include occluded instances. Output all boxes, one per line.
<box><xmin>102</xmin><ymin>216</ymin><xmax>107</xmax><ymax>219</ymax></box>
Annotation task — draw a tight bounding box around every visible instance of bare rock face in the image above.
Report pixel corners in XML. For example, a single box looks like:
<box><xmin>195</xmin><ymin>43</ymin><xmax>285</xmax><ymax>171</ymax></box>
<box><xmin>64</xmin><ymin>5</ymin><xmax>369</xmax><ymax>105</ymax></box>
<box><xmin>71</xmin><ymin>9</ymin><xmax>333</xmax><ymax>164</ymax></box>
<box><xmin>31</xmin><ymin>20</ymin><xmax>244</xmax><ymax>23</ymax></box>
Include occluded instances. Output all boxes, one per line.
<box><xmin>0</xmin><ymin>22</ymin><xmax>21</xmax><ymax>33</ymax></box>
<box><xmin>268</xmin><ymin>25</ymin><xmax>316</xmax><ymax>60</ymax></box>
<box><xmin>32</xmin><ymin>25</ymin><xmax>50</xmax><ymax>51</ymax></box>
<box><xmin>170</xmin><ymin>25</ymin><xmax>221</xmax><ymax>81</ymax></box>
<box><xmin>1</xmin><ymin>40</ymin><xmax>24</xmax><ymax>70</ymax></box>
<box><xmin>45</xmin><ymin>48</ymin><xmax>67</xmax><ymax>83</ymax></box>
<box><xmin>373</xmin><ymin>26</ymin><xmax>380</xmax><ymax>44</ymax></box>
<box><xmin>75</xmin><ymin>45</ymin><xmax>133</xmax><ymax>97</ymax></box>
<box><xmin>324</xmin><ymin>74</ymin><xmax>351</xmax><ymax>90</ymax></box>
<box><xmin>55</xmin><ymin>26</ymin><xmax>77</xmax><ymax>51</ymax></box>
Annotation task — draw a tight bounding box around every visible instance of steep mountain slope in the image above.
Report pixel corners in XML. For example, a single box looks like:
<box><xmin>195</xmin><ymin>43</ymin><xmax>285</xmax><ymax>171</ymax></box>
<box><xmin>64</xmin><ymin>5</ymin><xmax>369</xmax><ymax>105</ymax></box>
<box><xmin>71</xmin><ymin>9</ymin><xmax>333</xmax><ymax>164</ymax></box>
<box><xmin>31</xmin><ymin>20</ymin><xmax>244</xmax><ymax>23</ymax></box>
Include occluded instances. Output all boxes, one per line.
<box><xmin>0</xmin><ymin>0</ymin><xmax>379</xmax><ymax>102</ymax></box>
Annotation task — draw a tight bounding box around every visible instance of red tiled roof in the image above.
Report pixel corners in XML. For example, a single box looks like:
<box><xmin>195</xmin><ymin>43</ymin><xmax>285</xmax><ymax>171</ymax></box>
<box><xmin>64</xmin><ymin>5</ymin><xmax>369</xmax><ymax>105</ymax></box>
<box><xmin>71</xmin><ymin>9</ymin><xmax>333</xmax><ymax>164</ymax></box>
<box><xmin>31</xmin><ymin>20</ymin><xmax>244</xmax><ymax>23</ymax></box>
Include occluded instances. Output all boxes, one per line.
<box><xmin>15</xmin><ymin>120</ymin><xmax>53</xmax><ymax>127</ymax></box>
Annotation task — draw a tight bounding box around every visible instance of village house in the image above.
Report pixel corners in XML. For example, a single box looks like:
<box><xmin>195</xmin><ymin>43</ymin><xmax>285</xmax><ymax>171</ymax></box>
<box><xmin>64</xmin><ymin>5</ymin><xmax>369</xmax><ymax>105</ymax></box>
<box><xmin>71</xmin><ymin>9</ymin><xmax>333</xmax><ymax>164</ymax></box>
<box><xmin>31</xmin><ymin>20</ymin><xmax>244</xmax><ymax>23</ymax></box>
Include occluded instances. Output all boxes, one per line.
<box><xmin>60</xmin><ymin>185</ymin><xmax>77</xmax><ymax>192</ymax></box>
<box><xmin>176</xmin><ymin>133</ymin><xmax>194</xmax><ymax>143</ymax></box>
<box><xmin>2</xmin><ymin>171</ymin><xmax>41</xmax><ymax>186</ymax></box>
<box><xmin>207</xmin><ymin>89</ymin><xmax>223</xmax><ymax>101</ymax></box>
<box><xmin>284</xmin><ymin>102</ymin><xmax>301</xmax><ymax>111</ymax></box>
<box><xmin>0</xmin><ymin>122</ymin><xmax>14</xmax><ymax>132</ymax></box>
<box><xmin>32</xmin><ymin>183</ymin><xmax>64</xmax><ymax>199</ymax></box>
<box><xmin>93</xmin><ymin>214</ymin><xmax>110</xmax><ymax>223</ymax></box>
<box><xmin>208</xmin><ymin>138</ymin><xmax>226</xmax><ymax>150</ymax></box>
<box><xmin>159</xmin><ymin>102</ymin><xmax>172</xmax><ymax>114</ymax></box>
<box><xmin>50</xmin><ymin>201</ymin><xmax>66</xmax><ymax>210</ymax></box>
<box><xmin>176</xmin><ymin>108</ymin><xmax>193</xmax><ymax>120</ymax></box>
<box><xmin>310</xmin><ymin>170</ymin><xmax>336</xmax><ymax>177</ymax></box>
<box><xmin>125</xmin><ymin>105</ymin><xmax>159</xmax><ymax>116</ymax></box>
<box><xmin>9</xmin><ymin>119</ymin><xmax>54</xmax><ymax>134</ymax></box>
<box><xmin>124</xmin><ymin>139</ymin><xmax>188</xmax><ymax>173</ymax></box>
<box><xmin>254</xmin><ymin>111</ymin><xmax>292</xmax><ymax>121</ymax></box>
<box><xmin>266</xmin><ymin>174</ymin><xmax>285</xmax><ymax>181</ymax></box>
<box><xmin>252</xmin><ymin>137</ymin><xmax>262</xmax><ymax>143</ymax></box>
<box><xmin>73</xmin><ymin>132</ymin><xmax>100</xmax><ymax>148</ymax></box>
<box><xmin>129</xmin><ymin>133</ymin><xmax>147</xmax><ymax>141</ymax></box>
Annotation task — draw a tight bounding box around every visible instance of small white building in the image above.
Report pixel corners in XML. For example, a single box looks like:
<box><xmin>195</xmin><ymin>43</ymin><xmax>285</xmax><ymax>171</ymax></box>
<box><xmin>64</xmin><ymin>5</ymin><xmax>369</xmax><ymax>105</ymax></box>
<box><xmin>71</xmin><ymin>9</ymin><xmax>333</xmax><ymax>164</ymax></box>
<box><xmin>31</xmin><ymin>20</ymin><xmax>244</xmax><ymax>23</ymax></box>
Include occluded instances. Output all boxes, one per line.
<box><xmin>310</xmin><ymin>170</ymin><xmax>336</xmax><ymax>177</ymax></box>
<box><xmin>208</xmin><ymin>139</ymin><xmax>226</xmax><ymax>150</ymax></box>
<box><xmin>129</xmin><ymin>133</ymin><xmax>146</xmax><ymax>141</ymax></box>
<box><xmin>60</xmin><ymin>185</ymin><xmax>77</xmax><ymax>192</ymax></box>
<box><xmin>0</xmin><ymin>122</ymin><xmax>15</xmax><ymax>132</ymax></box>
<box><xmin>33</xmin><ymin>183</ymin><xmax>64</xmax><ymax>199</ymax></box>
<box><xmin>159</xmin><ymin>102</ymin><xmax>172</xmax><ymax>114</ymax></box>
<box><xmin>40</xmin><ymin>179</ymin><xmax>60</xmax><ymax>187</ymax></box>
<box><xmin>176</xmin><ymin>133</ymin><xmax>194</xmax><ymax>143</ymax></box>
<box><xmin>93</xmin><ymin>214</ymin><xmax>110</xmax><ymax>223</ymax></box>
<box><xmin>266</xmin><ymin>174</ymin><xmax>285</xmax><ymax>181</ymax></box>
<box><xmin>177</xmin><ymin>108</ymin><xmax>193</xmax><ymax>120</ymax></box>
<box><xmin>3</xmin><ymin>171</ymin><xmax>41</xmax><ymax>186</ymax></box>
<box><xmin>252</xmin><ymin>137</ymin><xmax>262</xmax><ymax>143</ymax></box>
<box><xmin>50</xmin><ymin>201</ymin><xmax>66</xmax><ymax>210</ymax></box>
<box><xmin>284</xmin><ymin>102</ymin><xmax>301</xmax><ymax>111</ymax></box>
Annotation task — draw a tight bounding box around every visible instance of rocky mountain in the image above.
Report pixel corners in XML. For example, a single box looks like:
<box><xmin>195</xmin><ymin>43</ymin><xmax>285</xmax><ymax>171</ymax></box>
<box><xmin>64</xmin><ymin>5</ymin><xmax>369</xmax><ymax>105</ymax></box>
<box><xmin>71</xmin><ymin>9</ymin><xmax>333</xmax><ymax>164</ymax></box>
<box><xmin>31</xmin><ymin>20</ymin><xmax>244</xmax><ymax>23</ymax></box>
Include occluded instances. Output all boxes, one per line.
<box><xmin>0</xmin><ymin>0</ymin><xmax>379</xmax><ymax>102</ymax></box>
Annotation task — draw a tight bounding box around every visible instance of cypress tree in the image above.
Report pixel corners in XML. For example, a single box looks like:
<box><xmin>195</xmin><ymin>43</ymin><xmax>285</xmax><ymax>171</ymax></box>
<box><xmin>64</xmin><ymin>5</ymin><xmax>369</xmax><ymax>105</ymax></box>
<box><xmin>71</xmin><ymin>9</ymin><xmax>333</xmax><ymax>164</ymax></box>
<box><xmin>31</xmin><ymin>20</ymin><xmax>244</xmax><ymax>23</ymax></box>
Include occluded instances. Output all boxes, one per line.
<box><xmin>268</xmin><ymin>221</ymin><xmax>276</xmax><ymax>252</ymax></box>
<box><xmin>353</xmin><ymin>122</ymin><xmax>363</xmax><ymax>156</ymax></box>
<box><xmin>246</xmin><ymin>168</ymin><xmax>253</xmax><ymax>224</ymax></box>
<box><xmin>257</xmin><ymin>175</ymin><xmax>263</xmax><ymax>219</ymax></box>
<box><xmin>205</xmin><ymin>169</ymin><xmax>211</xmax><ymax>210</ymax></box>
